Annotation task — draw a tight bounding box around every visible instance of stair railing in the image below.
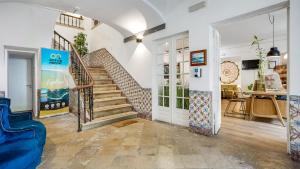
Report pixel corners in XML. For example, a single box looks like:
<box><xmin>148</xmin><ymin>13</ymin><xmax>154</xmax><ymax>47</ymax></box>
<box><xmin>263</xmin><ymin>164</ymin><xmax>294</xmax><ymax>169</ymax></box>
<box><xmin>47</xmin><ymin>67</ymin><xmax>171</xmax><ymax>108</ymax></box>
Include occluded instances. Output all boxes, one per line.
<box><xmin>57</xmin><ymin>13</ymin><xmax>84</xmax><ymax>29</ymax></box>
<box><xmin>53</xmin><ymin>31</ymin><xmax>94</xmax><ymax>132</ymax></box>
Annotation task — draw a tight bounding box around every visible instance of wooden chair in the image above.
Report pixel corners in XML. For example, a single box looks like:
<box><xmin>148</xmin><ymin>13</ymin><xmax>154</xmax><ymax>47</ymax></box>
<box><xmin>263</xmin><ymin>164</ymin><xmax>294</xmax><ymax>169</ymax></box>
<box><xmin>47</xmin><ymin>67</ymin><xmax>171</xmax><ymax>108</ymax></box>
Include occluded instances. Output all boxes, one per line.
<box><xmin>224</xmin><ymin>87</ymin><xmax>249</xmax><ymax>119</ymax></box>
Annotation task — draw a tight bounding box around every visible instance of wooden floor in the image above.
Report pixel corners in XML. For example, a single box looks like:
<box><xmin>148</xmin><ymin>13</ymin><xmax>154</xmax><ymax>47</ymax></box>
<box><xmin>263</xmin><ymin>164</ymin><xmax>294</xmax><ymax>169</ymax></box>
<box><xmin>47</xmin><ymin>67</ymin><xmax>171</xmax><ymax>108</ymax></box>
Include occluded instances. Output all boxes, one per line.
<box><xmin>220</xmin><ymin>99</ymin><xmax>287</xmax><ymax>153</ymax></box>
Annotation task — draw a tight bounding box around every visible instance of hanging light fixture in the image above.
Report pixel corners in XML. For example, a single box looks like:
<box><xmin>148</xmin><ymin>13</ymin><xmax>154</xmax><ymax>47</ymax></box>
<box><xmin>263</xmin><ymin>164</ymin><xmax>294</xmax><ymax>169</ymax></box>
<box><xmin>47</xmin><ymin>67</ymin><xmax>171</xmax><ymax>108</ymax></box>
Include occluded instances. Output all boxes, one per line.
<box><xmin>267</xmin><ymin>14</ymin><xmax>281</xmax><ymax>58</ymax></box>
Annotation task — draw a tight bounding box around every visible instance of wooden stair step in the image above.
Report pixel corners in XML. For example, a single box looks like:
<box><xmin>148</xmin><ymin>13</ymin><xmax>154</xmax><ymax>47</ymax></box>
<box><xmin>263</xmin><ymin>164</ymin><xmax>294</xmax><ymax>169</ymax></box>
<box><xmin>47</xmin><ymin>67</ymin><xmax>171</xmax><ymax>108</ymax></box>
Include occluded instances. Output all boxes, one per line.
<box><xmin>94</xmin><ymin>97</ymin><xmax>127</xmax><ymax>107</ymax></box>
<box><xmin>94</xmin><ymin>96</ymin><xmax>126</xmax><ymax>102</ymax></box>
<box><xmin>93</xmin><ymin>104</ymin><xmax>133</xmax><ymax>118</ymax></box>
<box><xmin>94</xmin><ymin>90</ymin><xmax>121</xmax><ymax>94</ymax></box>
<box><xmin>81</xmin><ymin>112</ymin><xmax>138</xmax><ymax>131</ymax></box>
<box><xmin>94</xmin><ymin>84</ymin><xmax>117</xmax><ymax>88</ymax></box>
<box><xmin>94</xmin><ymin>104</ymin><xmax>132</xmax><ymax>112</ymax></box>
<box><xmin>93</xmin><ymin>84</ymin><xmax>117</xmax><ymax>91</ymax></box>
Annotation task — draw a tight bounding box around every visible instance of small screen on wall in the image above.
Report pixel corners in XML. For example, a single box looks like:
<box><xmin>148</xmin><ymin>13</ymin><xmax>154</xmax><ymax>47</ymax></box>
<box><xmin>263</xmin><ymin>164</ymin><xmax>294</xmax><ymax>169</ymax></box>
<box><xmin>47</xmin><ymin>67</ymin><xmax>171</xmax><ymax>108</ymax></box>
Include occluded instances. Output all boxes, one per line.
<box><xmin>242</xmin><ymin>59</ymin><xmax>259</xmax><ymax>70</ymax></box>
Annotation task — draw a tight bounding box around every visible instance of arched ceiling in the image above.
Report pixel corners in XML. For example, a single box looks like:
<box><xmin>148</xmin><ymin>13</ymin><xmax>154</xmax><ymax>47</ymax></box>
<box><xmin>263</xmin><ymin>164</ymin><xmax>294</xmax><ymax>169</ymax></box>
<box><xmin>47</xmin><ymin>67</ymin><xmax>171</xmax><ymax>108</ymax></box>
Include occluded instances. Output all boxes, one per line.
<box><xmin>0</xmin><ymin>0</ymin><xmax>186</xmax><ymax>37</ymax></box>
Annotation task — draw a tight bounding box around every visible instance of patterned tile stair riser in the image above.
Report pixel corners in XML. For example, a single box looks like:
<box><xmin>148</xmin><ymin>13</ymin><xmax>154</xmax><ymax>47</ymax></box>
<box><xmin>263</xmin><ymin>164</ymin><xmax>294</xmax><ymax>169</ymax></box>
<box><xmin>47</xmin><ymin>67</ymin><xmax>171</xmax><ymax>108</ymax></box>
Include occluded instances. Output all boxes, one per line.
<box><xmin>290</xmin><ymin>95</ymin><xmax>300</xmax><ymax>161</ymax></box>
<box><xmin>84</xmin><ymin>49</ymin><xmax>152</xmax><ymax>119</ymax></box>
<box><xmin>189</xmin><ymin>90</ymin><xmax>213</xmax><ymax>136</ymax></box>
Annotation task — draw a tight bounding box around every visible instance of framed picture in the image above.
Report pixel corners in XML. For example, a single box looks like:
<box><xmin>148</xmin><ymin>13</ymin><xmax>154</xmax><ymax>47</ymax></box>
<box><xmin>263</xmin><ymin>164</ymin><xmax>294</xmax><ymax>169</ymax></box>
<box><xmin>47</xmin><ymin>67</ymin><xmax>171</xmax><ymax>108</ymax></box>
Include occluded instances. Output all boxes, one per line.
<box><xmin>268</xmin><ymin>61</ymin><xmax>276</xmax><ymax>69</ymax></box>
<box><xmin>190</xmin><ymin>49</ymin><xmax>207</xmax><ymax>66</ymax></box>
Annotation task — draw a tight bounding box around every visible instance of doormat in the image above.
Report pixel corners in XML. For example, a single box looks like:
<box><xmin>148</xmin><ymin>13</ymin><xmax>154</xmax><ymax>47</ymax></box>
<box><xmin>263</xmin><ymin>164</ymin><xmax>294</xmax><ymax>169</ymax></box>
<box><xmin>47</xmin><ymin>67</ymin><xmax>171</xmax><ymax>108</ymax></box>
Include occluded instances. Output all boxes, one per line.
<box><xmin>112</xmin><ymin>120</ymin><xmax>138</xmax><ymax>128</ymax></box>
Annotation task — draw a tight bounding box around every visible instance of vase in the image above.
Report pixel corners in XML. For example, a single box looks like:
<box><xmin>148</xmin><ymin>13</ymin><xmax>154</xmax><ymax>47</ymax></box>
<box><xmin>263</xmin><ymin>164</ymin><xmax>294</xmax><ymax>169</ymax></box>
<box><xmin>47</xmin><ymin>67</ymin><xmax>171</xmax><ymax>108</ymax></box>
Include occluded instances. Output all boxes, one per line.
<box><xmin>254</xmin><ymin>80</ymin><xmax>266</xmax><ymax>92</ymax></box>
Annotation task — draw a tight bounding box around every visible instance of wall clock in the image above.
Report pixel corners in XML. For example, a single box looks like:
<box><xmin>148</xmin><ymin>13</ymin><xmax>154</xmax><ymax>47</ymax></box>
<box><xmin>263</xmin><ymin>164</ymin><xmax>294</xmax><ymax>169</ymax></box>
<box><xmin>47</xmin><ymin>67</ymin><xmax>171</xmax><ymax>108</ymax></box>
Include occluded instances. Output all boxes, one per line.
<box><xmin>221</xmin><ymin>61</ymin><xmax>239</xmax><ymax>84</ymax></box>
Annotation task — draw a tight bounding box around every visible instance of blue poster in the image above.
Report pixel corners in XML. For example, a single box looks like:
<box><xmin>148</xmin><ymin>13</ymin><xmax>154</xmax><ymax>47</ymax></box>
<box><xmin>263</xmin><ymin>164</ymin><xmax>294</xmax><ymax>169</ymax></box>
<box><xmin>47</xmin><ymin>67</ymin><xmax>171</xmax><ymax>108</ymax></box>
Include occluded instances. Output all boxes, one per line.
<box><xmin>40</xmin><ymin>48</ymin><xmax>70</xmax><ymax>117</ymax></box>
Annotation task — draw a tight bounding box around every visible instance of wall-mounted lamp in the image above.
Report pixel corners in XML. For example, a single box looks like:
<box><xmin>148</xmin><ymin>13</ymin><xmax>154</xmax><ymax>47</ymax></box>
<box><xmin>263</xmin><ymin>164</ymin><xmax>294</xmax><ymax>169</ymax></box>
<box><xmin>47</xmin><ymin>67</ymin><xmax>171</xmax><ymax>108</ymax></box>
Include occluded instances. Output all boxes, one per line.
<box><xmin>136</xmin><ymin>34</ymin><xmax>143</xmax><ymax>43</ymax></box>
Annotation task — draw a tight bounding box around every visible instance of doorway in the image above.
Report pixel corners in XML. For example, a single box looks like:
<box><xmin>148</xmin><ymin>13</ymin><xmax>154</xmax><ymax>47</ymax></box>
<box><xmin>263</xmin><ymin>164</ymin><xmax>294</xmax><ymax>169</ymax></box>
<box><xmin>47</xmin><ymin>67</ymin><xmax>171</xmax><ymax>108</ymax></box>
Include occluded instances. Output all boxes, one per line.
<box><xmin>211</xmin><ymin>5</ymin><xmax>289</xmax><ymax>152</ymax></box>
<box><xmin>154</xmin><ymin>33</ymin><xmax>190</xmax><ymax>126</ymax></box>
<box><xmin>7</xmin><ymin>51</ymin><xmax>35</xmax><ymax>112</ymax></box>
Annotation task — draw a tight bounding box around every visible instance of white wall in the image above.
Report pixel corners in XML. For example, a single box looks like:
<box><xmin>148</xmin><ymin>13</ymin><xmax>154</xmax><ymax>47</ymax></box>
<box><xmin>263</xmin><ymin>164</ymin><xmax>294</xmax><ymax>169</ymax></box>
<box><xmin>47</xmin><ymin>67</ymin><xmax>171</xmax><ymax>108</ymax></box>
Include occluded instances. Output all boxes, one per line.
<box><xmin>0</xmin><ymin>2</ymin><xmax>59</xmax><ymax>94</ymax></box>
<box><xmin>88</xmin><ymin>23</ymin><xmax>152</xmax><ymax>88</ymax></box>
<box><xmin>289</xmin><ymin>0</ymin><xmax>300</xmax><ymax>95</ymax></box>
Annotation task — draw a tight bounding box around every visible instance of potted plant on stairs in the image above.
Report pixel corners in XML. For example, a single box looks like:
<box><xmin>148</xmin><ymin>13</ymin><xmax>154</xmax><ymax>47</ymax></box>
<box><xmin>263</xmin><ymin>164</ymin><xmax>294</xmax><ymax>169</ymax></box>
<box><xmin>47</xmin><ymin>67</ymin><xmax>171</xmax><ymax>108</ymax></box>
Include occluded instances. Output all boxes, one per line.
<box><xmin>74</xmin><ymin>32</ymin><xmax>88</xmax><ymax>57</ymax></box>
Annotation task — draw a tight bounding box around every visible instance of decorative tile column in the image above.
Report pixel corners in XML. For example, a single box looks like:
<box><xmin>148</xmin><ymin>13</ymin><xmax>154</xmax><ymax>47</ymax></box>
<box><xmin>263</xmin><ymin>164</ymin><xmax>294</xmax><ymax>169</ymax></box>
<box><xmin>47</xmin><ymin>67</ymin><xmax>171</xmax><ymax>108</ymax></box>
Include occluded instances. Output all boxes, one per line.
<box><xmin>290</xmin><ymin>95</ymin><xmax>300</xmax><ymax>161</ymax></box>
<box><xmin>189</xmin><ymin>90</ymin><xmax>213</xmax><ymax>136</ymax></box>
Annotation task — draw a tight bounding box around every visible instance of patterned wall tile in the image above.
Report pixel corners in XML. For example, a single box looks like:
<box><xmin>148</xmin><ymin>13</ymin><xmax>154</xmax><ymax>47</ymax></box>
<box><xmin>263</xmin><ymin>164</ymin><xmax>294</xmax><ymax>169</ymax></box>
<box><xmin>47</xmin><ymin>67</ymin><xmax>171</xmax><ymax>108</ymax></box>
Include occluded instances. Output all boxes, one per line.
<box><xmin>189</xmin><ymin>90</ymin><xmax>213</xmax><ymax>136</ymax></box>
<box><xmin>290</xmin><ymin>95</ymin><xmax>300</xmax><ymax>161</ymax></box>
<box><xmin>85</xmin><ymin>49</ymin><xmax>152</xmax><ymax>118</ymax></box>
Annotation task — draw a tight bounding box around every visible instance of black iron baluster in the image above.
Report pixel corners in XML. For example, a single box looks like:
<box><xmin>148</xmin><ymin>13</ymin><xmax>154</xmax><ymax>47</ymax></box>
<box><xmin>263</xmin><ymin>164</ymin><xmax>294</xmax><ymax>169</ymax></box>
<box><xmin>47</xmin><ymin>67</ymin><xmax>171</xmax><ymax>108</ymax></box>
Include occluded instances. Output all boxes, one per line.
<box><xmin>77</xmin><ymin>89</ymin><xmax>81</xmax><ymax>132</ymax></box>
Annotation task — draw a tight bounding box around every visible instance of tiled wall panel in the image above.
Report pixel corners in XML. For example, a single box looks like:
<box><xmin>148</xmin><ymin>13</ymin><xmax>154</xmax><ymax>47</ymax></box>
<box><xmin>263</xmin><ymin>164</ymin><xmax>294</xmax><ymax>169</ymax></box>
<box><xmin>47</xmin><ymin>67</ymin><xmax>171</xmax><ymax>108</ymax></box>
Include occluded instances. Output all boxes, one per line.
<box><xmin>85</xmin><ymin>49</ymin><xmax>152</xmax><ymax>119</ymax></box>
<box><xmin>290</xmin><ymin>95</ymin><xmax>300</xmax><ymax>161</ymax></box>
<box><xmin>189</xmin><ymin>90</ymin><xmax>213</xmax><ymax>136</ymax></box>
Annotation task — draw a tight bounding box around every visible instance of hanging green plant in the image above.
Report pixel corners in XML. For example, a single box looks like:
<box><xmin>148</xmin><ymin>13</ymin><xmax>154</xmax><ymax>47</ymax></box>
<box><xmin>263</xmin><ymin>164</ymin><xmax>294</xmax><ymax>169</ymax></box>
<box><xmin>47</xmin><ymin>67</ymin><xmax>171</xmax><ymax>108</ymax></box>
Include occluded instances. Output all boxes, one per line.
<box><xmin>74</xmin><ymin>32</ymin><xmax>88</xmax><ymax>57</ymax></box>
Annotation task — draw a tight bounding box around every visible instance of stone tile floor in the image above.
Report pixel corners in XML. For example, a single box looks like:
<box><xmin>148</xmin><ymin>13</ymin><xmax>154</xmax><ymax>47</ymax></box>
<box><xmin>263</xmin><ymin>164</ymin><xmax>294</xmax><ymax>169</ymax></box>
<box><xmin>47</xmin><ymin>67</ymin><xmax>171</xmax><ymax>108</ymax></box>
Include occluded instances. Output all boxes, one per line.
<box><xmin>38</xmin><ymin>114</ymin><xmax>300</xmax><ymax>169</ymax></box>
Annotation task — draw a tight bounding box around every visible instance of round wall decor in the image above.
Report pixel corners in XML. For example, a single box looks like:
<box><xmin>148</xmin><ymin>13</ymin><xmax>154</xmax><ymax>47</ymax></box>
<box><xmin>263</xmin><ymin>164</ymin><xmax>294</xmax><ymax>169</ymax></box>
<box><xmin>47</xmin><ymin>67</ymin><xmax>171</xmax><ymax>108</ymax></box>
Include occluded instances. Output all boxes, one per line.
<box><xmin>221</xmin><ymin>61</ymin><xmax>240</xmax><ymax>84</ymax></box>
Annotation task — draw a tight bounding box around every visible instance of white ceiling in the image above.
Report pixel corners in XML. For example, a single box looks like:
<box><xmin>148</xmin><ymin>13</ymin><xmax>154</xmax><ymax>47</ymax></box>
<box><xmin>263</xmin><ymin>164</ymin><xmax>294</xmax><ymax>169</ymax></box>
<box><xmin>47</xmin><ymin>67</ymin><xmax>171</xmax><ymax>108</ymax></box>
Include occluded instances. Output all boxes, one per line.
<box><xmin>216</xmin><ymin>8</ymin><xmax>287</xmax><ymax>47</ymax></box>
<box><xmin>1</xmin><ymin>0</ymin><xmax>181</xmax><ymax>37</ymax></box>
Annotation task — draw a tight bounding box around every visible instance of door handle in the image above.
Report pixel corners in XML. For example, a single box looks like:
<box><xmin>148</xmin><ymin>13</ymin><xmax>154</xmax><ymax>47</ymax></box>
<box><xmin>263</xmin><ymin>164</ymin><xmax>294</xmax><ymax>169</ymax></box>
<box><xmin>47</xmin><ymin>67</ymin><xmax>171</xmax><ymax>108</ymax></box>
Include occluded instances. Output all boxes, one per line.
<box><xmin>26</xmin><ymin>85</ymin><xmax>32</xmax><ymax>88</ymax></box>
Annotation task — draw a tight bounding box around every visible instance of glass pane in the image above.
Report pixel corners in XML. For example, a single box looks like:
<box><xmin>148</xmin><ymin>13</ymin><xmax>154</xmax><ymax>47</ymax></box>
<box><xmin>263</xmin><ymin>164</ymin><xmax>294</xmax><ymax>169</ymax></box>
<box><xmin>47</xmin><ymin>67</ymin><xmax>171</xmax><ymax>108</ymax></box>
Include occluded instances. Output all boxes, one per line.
<box><xmin>176</xmin><ymin>51</ymin><xmax>183</xmax><ymax>63</ymax></box>
<box><xmin>177</xmin><ymin>98</ymin><xmax>183</xmax><ymax>109</ymax></box>
<box><xmin>163</xmin><ymin>54</ymin><xmax>169</xmax><ymax>64</ymax></box>
<box><xmin>183</xmin><ymin>74</ymin><xmax>189</xmax><ymax>86</ymax></box>
<box><xmin>177</xmin><ymin>63</ymin><xmax>183</xmax><ymax>74</ymax></box>
<box><xmin>183</xmin><ymin>38</ymin><xmax>189</xmax><ymax>49</ymax></box>
<box><xmin>164</xmin><ymin>86</ymin><xmax>169</xmax><ymax>96</ymax></box>
<box><xmin>184</xmin><ymin>88</ymin><xmax>189</xmax><ymax>97</ymax></box>
<box><xmin>184</xmin><ymin>99</ymin><xmax>189</xmax><ymax>110</ymax></box>
<box><xmin>177</xmin><ymin>86</ymin><xmax>183</xmax><ymax>97</ymax></box>
<box><xmin>158</xmin><ymin>86</ymin><xmax>163</xmax><ymax>96</ymax></box>
<box><xmin>176</xmin><ymin>75</ymin><xmax>183</xmax><ymax>85</ymax></box>
<box><xmin>176</xmin><ymin>39</ymin><xmax>183</xmax><ymax>50</ymax></box>
<box><xmin>184</xmin><ymin>62</ymin><xmax>190</xmax><ymax>74</ymax></box>
<box><xmin>164</xmin><ymin>64</ymin><xmax>169</xmax><ymax>75</ymax></box>
<box><xmin>164</xmin><ymin>97</ymin><xmax>169</xmax><ymax>107</ymax></box>
<box><xmin>158</xmin><ymin>97</ymin><xmax>163</xmax><ymax>106</ymax></box>
<box><xmin>184</xmin><ymin>49</ymin><xmax>190</xmax><ymax>61</ymax></box>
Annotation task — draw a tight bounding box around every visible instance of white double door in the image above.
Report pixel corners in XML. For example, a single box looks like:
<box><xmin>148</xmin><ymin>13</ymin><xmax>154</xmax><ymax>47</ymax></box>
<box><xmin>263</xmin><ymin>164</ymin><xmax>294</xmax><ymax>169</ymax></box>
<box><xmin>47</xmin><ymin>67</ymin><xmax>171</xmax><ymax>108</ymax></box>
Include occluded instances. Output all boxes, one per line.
<box><xmin>155</xmin><ymin>34</ymin><xmax>190</xmax><ymax>126</ymax></box>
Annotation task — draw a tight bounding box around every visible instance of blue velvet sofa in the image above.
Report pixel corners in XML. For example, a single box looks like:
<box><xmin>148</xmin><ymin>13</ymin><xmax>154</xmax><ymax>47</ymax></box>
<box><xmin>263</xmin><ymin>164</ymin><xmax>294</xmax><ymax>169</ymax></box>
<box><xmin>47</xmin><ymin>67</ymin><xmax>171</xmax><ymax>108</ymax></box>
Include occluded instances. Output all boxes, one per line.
<box><xmin>0</xmin><ymin>99</ymin><xmax>46</xmax><ymax>169</ymax></box>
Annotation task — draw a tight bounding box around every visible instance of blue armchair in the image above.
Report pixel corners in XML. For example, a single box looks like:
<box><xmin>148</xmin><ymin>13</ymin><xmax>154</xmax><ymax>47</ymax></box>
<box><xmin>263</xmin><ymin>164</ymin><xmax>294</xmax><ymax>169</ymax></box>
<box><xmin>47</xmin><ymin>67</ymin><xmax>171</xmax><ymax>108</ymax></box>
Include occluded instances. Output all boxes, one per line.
<box><xmin>0</xmin><ymin>98</ymin><xmax>46</xmax><ymax>146</ymax></box>
<box><xmin>0</xmin><ymin>98</ymin><xmax>32</xmax><ymax>121</ymax></box>
<box><xmin>0</xmin><ymin>104</ymin><xmax>45</xmax><ymax>169</ymax></box>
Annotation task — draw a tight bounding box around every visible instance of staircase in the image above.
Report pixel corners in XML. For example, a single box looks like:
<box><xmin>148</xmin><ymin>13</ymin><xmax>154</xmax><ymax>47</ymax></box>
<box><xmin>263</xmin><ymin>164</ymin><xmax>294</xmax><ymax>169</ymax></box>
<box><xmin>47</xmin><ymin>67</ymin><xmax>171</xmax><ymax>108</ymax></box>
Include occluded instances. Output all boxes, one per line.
<box><xmin>53</xmin><ymin>31</ymin><xmax>137</xmax><ymax>131</ymax></box>
<box><xmin>81</xmin><ymin>67</ymin><xmax>138</xmax><ymax>130</ymax></box>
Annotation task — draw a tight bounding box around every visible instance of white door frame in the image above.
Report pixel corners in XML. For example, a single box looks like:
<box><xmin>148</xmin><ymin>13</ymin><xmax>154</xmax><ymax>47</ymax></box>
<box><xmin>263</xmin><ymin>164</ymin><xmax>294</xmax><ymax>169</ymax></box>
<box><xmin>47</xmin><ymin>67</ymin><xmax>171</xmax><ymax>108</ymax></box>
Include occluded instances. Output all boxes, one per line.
<box><xmin>4</xmin><ymin>46</ymin><xmax>39</xmax><ymax>117</ymax></box>
<box><xmin>209</xmin><ymin>2</ymin><xmax>290</xmax><ymax>152</ymax></box>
